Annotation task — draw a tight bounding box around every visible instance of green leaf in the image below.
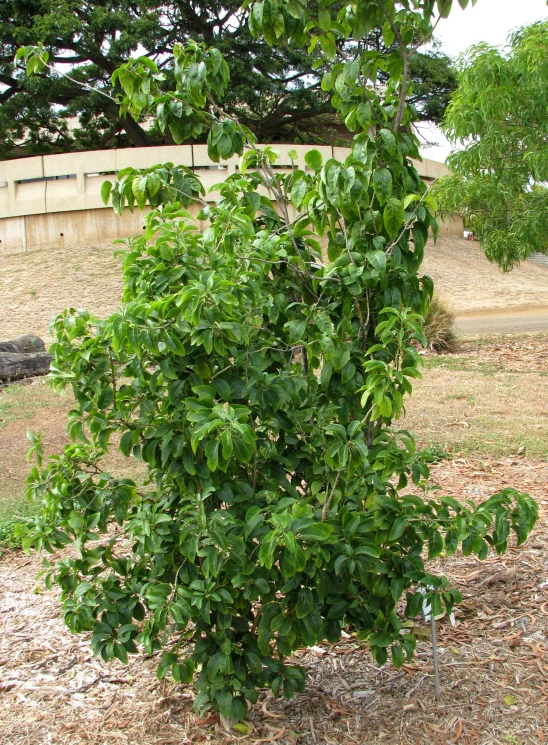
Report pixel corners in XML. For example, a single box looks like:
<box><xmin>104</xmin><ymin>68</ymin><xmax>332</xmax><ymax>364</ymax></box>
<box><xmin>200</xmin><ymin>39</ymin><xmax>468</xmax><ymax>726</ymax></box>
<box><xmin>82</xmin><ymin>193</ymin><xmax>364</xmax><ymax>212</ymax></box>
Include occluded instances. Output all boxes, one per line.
<box><xmin>304</xmin><ymin>149</ymin><xmax>323</xmax><ymax>172</ymax></box>
<box><xmin>406</xmin><ymin>592</ymin><xmax>424</xmax><ymax>617</ymax></box>
<box><xmin>296</xmin><ymin>588</ymin><xmax>314</xmax><ymax>618</ymax></box>
<box><xmin>319</xmin><ymin>34</ymin><xmax>337</xmax><ymax>60</ymax></box>
<box><xmin>428</xmin><ymin>528</ymin><xmax>444</xmax><ymax>559</ymax></box>
<box><xmin>356</xmin><ymin>102</ymin><xmax>372</xmax><ymax>130</ymax></box>
<box><xmin>119</xmin><ymin>430</ymin><xmax>134</xmax><ymax>457</ymax></box>
<box><xmin>383</xmin><ymin>198</ymin><xmax>404</xmax><ymax>239</ymax></box>
<box><xmin>445</xmin><ymin>529</ymin><xmax>458</xmax><ymax>556</ymax></box>
<box><xmin>273</xmin><ymin>12</ymin><xmax>285</xmax><ymax>39</ymax></box>
<box><xmin>158</xmin><ymin>652</ymin><xmax>177</xmax><ymax>680</ymax></box>
<box><xmin>320</xmin><ymin>361</ymin><xmax>333</xmax><ymax>388</ymax></box>
<box><xmin>391</xmin><ymin>644</ymin><xmax>404</xmax><ymax>668</ymax></box>
<box><xmin>373</xmin><ymin>168</ymin><xmax>392</xmax><ymax>205</ymax></box>
<box><xmin>437</xmin><ymin>0</ymin><xmax>453</xmax><ymax>17</ymax></box>
<box><xmin>100</xmin><ymin>180</ymin><xmax>112</xmax><ymax>206</ymax></box>
<box><xmin>298</xmin><ymin>523</ymin><xmax>334</xmax><ymax>542</ymax></box>
<box><xmin>367</xmin><ymin>249</ymin><xmax>387</xmax><ymax>273</ymax></box>
<box><xmin>355</xmin><ymin>543</ymin><xmax>381</xmax><ymax>558</ymax></box>
<box><xmin>430</xmin><ymin>593</ymin><xmax>443</xmax><ymax>617</ymax></box>
<box><xmin>390</xmin><ymin>577</ymin><xmax>405</xmax><ymax>602</ymax></box>
<box><xmin>291</xmin><ymin>178</ymin><xmax>307</xmax><ymax>209</ymax></box>
<box><xmin>382</xmin><ymin>21</ymin><xmax>395</xmax><ymax>48</ymax></box>
<box><xmin>379</xmin><ymin>128</ymin><xmax>397</xmax><ymax>155</ymax></box>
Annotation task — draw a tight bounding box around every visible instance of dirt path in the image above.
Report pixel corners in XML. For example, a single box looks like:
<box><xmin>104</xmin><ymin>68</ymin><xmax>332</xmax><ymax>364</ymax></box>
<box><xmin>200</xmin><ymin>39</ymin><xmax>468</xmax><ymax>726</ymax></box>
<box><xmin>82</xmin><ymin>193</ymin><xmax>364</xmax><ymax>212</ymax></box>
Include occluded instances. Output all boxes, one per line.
<box><xmin>455</xmin><ymin>307</ymin><xmax>548</xmax><ymax>335</ymax></box>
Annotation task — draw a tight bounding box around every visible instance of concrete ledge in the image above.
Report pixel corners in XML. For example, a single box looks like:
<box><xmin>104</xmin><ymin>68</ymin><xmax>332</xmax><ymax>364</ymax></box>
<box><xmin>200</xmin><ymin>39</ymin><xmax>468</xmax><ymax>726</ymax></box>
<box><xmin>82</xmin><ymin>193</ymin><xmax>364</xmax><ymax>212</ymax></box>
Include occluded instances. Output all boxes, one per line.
<box><xmin>0</xmin><ymin>145</ymin><xmax>462</xmax><ymax>254</ymax></box>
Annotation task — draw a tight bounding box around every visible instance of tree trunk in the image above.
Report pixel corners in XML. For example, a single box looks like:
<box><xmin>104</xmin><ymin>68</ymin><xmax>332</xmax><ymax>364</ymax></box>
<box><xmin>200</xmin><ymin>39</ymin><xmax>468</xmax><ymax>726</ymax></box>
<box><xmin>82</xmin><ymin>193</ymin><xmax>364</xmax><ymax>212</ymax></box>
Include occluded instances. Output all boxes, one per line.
<box><xmin>0</xmin><ymin>352</ymin><xmax>52</xmax><ymax>381</ymax></box>
<box><xmin>121</xmin><ymin>115</ymin><xmax>154</xmax><ymax>147</ymax></box>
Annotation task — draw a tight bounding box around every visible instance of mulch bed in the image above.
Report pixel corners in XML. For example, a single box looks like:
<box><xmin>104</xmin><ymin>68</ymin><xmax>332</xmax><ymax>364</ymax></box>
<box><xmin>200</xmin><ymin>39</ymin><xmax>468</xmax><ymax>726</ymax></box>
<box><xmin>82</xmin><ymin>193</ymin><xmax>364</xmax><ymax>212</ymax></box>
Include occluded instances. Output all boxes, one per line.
<box><xmin>1</xmin><ymin>456</ymin><xmax>547</xmax><ymax>745</ymax></box>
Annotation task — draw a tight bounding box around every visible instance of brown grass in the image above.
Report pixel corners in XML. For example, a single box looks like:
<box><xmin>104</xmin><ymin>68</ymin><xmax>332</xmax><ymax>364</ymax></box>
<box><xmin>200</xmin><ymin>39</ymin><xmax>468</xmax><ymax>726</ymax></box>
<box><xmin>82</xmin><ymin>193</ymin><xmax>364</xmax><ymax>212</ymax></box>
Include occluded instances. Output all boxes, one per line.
<box><xmin>402</xmin><ymin>334</ymin><xmax>548</xmax><ymax>459</ymax></box>
<box><xmin>1</xmin><ymin>238</ymin><xmax>548</xmax><ymax>350</ymax></box>
<box><xmin>0</xmin><ymin>242</ymin><xmax>123</xmax><ymax>345</ymax></box>
<box><xmin>0</xmin><ymin>378</ymin><xmax>145</xmax><ymax>507</ymax></box>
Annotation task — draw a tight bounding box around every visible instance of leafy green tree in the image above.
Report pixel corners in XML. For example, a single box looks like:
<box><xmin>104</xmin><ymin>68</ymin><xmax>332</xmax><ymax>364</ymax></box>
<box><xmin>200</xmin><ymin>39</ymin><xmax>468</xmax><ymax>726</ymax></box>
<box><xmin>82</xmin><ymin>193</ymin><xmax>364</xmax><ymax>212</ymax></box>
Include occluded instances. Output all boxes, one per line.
<box><xmin>435</xmin><ymin>20</ymin><xmax>548</xmax><ymax>270</ymax></box>
<box><xmin>16</xmin><ymin>0</ymin><xmax>537</xmax><ymax>730</ymax></box>
<box><xmin>0</xmin><ymin>0</ymin><xmax>456</xmax><ymax>157</ymax></box>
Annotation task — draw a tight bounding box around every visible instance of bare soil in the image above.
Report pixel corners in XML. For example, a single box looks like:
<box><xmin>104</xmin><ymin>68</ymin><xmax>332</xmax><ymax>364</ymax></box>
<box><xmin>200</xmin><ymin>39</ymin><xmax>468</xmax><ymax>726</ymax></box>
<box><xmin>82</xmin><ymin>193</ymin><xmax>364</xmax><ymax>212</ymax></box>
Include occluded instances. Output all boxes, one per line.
<box><xmin>1</xmin><ymin>238</ymin><xmax>548</xmax><ymax>346</ymax></box>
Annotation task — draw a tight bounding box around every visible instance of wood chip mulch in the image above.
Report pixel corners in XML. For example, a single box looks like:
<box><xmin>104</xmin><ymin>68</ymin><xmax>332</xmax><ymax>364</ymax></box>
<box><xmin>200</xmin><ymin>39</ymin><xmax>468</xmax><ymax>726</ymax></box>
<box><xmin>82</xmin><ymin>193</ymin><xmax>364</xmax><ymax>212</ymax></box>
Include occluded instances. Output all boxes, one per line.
<box><xmin>1</xmin><ymin>456</ymin><xmax>547</xmax><ymax>745</ymax></box>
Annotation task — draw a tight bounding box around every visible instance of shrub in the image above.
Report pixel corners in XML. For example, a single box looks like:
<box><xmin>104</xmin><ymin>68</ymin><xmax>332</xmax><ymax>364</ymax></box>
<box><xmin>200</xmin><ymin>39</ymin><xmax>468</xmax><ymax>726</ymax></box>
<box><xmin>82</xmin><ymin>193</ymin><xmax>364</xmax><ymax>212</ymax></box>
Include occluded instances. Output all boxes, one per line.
<box><xmin>15</xmin><ymin>2</ymin><xmax>538</xmax><ymax>730</ymax></box>
<box><xmin>423</xmin><ymin>296</ymin><xmax>457</xmax><ymax>353</ymax></box>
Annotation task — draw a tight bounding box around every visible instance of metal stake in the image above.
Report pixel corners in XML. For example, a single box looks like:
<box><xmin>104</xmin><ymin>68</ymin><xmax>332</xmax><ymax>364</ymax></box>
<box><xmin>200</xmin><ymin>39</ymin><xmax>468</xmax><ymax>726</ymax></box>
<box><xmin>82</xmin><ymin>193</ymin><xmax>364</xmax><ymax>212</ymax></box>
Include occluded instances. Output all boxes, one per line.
<box><xmin>431</xmin><ymin>613</ymin><xmax>441</xmax><ymax>701</ymax></box>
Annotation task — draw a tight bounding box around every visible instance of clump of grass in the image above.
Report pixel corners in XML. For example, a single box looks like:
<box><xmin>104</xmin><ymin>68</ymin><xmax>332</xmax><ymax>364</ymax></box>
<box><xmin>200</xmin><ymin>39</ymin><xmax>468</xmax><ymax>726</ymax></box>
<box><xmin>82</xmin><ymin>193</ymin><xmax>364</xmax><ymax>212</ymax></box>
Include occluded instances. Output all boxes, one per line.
<box><xmin>0</xmin><ymin>495</ymin><xmax>39</xmax><ymax>552</ymax></box>
<box><xmin>416</xmin><ymin>443</ymin><xmax>450</xmax><ymax>464</ymax></box>
<box><xmin>423</xmin><ymin>295</ymin><xmax>457</xmax><ymax>353</ymax></box>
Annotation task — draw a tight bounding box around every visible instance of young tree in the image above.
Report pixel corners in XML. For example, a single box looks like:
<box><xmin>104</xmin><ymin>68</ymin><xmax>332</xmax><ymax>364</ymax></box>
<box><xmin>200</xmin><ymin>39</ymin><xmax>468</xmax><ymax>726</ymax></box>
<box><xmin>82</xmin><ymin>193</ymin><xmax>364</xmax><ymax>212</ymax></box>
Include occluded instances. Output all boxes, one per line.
<box><xmin>17</xmin><ymin>0</ymin><xmax>537</xmax><ymax>729</ymax></box>
<box><xmin>435</xmin><ymin>20</ymin><xmax>548</xmax><ymax>270</ymax></box>
<box><xmin>0</xmin><ymin>0</ymin><xmax>456</xmax><ymax>157</ymax></box>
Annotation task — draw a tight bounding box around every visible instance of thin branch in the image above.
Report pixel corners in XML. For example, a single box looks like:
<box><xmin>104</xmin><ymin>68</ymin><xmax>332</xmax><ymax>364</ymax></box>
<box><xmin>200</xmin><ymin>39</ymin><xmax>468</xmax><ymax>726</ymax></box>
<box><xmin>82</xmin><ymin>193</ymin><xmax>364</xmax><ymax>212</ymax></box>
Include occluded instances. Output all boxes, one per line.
<box><xmin>322</xmin><ymin>472</ymin><xmax>341</xmax><ymax>520</ymax></box>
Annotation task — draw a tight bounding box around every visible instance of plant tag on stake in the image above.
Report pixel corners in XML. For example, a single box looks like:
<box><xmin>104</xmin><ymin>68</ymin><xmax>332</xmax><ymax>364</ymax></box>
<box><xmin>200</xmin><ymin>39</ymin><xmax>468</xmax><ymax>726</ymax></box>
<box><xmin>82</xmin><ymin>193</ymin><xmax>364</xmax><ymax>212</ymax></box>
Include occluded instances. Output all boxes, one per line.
<box><xmin>418</xmin><ymin>587</ymin><xmax>456</xmax><ymax>626</ymax></box>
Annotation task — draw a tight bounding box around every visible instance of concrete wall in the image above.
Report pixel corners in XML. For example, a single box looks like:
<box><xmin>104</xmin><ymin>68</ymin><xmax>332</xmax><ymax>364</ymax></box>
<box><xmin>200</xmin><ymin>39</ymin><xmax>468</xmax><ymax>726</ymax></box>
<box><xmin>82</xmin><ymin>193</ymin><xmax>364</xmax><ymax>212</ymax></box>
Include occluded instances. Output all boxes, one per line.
<box><xmin>529</xmin><ymin>252</ymin><xmax>548</xmax><ymax>267</ymax></box>
<box><xmin>0</xmin><ymin>145</ymin><xmax>463</xmax><ymax>255</ymax></box>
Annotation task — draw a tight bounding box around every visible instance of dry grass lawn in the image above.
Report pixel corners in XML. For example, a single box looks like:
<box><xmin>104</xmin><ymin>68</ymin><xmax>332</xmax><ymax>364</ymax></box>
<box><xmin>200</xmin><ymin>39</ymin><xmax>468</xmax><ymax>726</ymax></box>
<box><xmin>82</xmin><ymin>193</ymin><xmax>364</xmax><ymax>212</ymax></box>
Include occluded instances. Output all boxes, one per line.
<box><xmin>422</xmin><ymin>238</ymin><xmax>548</xmax><ymax>315</ymax></box>
<box><xmin>0</xmin><ymin>241</ymin><xmax>123</xmax><ymax>345</ymax></box>
<box><xmin>404</xmin><ymin>334</ymin><xmax>548</xmax><ymax>459</ymax></box>
<box><xmin>1</xmin><ymin>238</ymin><xmax>548</xmax><ymax>346</ymax></box>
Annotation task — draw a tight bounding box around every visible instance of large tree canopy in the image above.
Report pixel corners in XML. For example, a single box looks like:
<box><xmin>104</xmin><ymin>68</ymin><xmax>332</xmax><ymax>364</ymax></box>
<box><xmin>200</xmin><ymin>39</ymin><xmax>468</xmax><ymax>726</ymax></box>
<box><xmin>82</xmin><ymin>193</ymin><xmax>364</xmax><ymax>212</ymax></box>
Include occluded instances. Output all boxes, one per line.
<box><xmin>436</xmin><ymin>20</ymin><xmax>548</xmax><ymax>270</ymax></box>
<box><xmin>0</xmin><ymin>0</ymin><xmax>456</xmax><ymax>157</ymax></box>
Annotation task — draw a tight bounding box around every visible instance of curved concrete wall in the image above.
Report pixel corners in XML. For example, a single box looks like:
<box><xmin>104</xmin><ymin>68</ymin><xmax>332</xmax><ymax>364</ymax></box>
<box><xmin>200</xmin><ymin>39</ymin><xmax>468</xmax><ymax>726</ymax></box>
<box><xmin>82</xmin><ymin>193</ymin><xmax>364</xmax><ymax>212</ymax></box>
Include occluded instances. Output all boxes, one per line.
<box><xmin>0</xmin><ymin>144</ymin><xmax>462</xmax><ymax>255</ymax></box>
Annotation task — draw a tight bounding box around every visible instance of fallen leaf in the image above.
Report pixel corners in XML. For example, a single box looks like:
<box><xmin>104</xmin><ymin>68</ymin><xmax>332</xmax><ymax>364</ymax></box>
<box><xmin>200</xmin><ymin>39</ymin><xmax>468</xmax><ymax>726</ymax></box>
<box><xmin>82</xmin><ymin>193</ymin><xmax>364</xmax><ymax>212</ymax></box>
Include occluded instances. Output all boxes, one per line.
<box><xmin>233</xmin><ymin>722</ymin><xmax>250</xmax><ymax>735</ymax></box>
<box><xmin>261</xmin><ymin>700</ymin><xmax>284</xmax><ymax>718</ymax></box>
<box><xmin>451</xmin><ymin>718</ymin><xmax>464</xmax><ymax>743</ymax></box>
<box><xmin>503</xmin><ymin>695</ymin><xmax>517</xmax><ymax>706</ymax></box>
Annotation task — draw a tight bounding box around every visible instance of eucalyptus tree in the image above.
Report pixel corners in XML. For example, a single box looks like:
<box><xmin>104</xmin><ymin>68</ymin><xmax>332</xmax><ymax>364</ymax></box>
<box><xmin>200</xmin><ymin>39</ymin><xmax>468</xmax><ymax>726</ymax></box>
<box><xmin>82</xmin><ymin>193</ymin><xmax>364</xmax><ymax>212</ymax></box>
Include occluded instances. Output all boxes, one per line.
<box><xmin>436</xmin><ymin>20</ymin><xmax>548</xmax><ymax>269</ymax></box>
<box><xmin>16</xmin><ymin>0</ymin><xmax>537</xmax><ymax>729</ymax></box>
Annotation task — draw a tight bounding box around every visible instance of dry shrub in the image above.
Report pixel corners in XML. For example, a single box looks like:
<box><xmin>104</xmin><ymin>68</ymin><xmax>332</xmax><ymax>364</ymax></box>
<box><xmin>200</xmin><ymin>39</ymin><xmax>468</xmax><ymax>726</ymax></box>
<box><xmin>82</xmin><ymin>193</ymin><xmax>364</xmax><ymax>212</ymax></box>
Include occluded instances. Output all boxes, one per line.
<box><xmin>423</xmin><ymin>295</ymin><xmax>457</xmax><ymax>353</ymax></box>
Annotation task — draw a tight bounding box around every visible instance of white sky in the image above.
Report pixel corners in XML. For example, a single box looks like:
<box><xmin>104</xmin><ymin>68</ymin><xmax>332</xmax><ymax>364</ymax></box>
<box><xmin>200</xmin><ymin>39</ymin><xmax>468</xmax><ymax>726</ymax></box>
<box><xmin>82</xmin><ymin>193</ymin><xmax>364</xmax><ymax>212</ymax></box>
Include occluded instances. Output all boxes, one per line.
<box><xmin>419</xmin><ymin>0</ymin><xmax>548</xmax><ymax>161</ymax></box>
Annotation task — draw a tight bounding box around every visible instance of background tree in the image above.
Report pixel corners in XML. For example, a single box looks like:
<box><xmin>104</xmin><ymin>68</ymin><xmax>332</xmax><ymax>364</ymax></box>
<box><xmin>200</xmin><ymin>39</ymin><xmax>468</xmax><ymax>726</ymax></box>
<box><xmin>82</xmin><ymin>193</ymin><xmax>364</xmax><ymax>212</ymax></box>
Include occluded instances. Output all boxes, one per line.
<box><xmin>0</xmin><ymin>0</ymin><xmax>456</xmax><ymax>158</ymax></box>
<box><xmin>435</xmin><ymin>20</ymin><xmax>548</xmax><ymax>270</ymax></box>
<box><xmin>16</xmin><ymin>0</ymin><xmax>537</xmax><ymax>730</ymax></box>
